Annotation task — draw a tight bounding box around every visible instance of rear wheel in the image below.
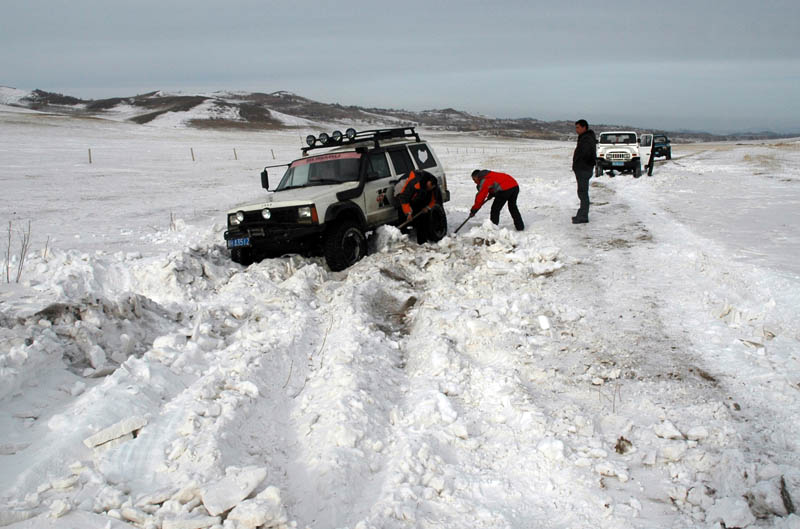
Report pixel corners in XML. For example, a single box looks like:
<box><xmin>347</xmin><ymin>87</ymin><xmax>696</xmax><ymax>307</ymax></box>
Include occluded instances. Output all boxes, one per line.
<box><xmin>324</xmin><ymin>220</ymin><xmax>367</xmax><ymax>271</ymax></box>
<box><xmin>426</xmin><ymin>204</ymin><xmax>448</xmax><ymax>242</ymax></box>
<box><xmin>666</xmin><ymin>149</ymin><xmax>672</xmax><ymax>160</ymax></box>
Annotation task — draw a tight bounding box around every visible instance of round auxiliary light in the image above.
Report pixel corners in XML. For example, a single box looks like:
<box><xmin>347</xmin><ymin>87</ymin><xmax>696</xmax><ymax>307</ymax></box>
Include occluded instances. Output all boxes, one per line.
<box><xmin>331</xmin><ymin>130</ymin><xmax>342</xmax><ymax>142</ymax></box>
<box><xmin>261</xmin><ymin>209</ymin><xmax>271</xmax><ymax>220</ymax></box>
<box><xmin>235</xmin><ymin>211</ymin><xmax>245</xmax><ymax>223</ymax></box>
<box><xmin>305</xmin><ymin>135</ymin><xmax>316</xmax><ymax>147</ymax></box>
<box><xmin>345</xmin><ymin>127</ymin><xmax>357</xmax><ymax>140</ymax></box>
<box><xmin>318</xmin><ymin>132</ymin><xmax>329</xmax><ymax>145</ymax></box>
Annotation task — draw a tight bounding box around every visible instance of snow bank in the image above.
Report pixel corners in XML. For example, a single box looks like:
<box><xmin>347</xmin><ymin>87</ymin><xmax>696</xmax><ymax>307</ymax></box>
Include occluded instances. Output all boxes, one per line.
<box><xmin>2</xmin><ymin>116</ymin><xmax>800</xmax><ymax>528</ymax></box>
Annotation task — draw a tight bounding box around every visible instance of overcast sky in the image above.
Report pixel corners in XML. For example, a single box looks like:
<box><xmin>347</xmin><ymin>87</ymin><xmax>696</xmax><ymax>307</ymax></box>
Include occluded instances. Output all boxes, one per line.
<box><xmin>2</xmin><ymin>0</ymin><xmax>799</xmax><ymax>133</ymax></box>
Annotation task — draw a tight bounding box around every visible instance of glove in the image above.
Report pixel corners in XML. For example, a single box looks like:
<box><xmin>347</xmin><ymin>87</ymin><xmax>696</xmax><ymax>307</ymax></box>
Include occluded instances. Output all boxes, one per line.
<box><xmin>406</xmin><ymin>212</ymin><xmax>413</xmax><ymax>222</ymax></box>
<box><xmin>422</xmin><ymin>206</ymin><xmax>431</xmax><ymax>213</ymax></box>
<box><xmin>469</xmin><ymin>209</ymin><xmax>477</xmax><ymax>218</ymax></box>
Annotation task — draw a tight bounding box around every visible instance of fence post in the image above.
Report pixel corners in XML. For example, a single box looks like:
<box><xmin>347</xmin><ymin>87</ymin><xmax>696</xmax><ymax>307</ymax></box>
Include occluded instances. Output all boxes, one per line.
<box><xmin>271</xmin><ymin>149</ymin><xmax>275</xmax><ymax>160</ymax></box>
<box><xmin>234</xmin><ymin>148</ymin><xmax>238</xmax><ymax>161</ymax></box>
<box><xmin>191</xmin><ymin>148</ymin><xmax>195</xmax><ymax>162</ymax></box>
<box><xmin>88</xmin><ymin>148</ymin><xmax>92</xmax><ymax>164</ymax></box>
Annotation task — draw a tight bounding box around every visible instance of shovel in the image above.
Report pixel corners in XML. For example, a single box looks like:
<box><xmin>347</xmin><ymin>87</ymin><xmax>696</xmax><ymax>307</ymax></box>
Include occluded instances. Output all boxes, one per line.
<box><xmin>453</xmin><ymin>197</ymin><xmax>490</xmax><ymax>234</ymax></box>
<box><xmin>397</xmin><ymin>208</ymin><xmax>429</xmax><ymax>230</ymax></box>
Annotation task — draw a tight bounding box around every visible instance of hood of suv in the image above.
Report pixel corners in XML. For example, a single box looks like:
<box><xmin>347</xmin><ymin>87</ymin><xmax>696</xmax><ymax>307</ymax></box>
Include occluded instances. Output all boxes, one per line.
<box><xmin>227</xmin><ymin>181</ymin><xmax>359</xmax><ymax>213</ymax></box>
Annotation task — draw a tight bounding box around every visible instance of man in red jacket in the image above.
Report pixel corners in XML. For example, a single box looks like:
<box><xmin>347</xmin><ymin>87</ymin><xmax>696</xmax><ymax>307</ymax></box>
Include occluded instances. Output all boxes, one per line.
<box><xmin>470</xmin><ymin>169</ymin><xmax>524</xmax><ymax>231</ymax></box>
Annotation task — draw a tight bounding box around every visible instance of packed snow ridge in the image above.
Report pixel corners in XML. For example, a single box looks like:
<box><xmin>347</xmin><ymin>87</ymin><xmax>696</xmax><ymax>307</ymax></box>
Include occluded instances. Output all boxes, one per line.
<box><xmin>1</xmin><ymin>107</ymin><xmax>800</xmax><ymax>529</ymax></box>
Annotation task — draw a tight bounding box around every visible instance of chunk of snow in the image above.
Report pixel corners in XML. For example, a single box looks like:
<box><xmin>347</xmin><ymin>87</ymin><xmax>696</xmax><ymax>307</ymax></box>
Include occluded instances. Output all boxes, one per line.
<box><xmin>227</xmin><ymin>486</ymin><xmax>288</xmax><ymax>529</ymax></box>
<box><xmin>653</xmin><ymin>420</ymin><xmax>684</xmax><ymax>439</ymax></box>
<box><xmin>161</xmin><ymin>516</ymin><xmax>221</xmax><ymax>529</ymax></box>
<box><xmin>706</xmin><ymin>496</ymin><xmax>756</xmax><ymax>528</ymax></box>
<box><xmin>537</xmin><ymin>438</ymin><xmax>565</xmax><ymax>461</ymax></box>
<box><xmin>201</xmin><ymin>466</ymin><xmax>267</xmax><ymax>516</ymax></box>
<box><xmin>83</xmin><ymin>416</ymin><xmax>147</xmax><ymax>448</ymax></box>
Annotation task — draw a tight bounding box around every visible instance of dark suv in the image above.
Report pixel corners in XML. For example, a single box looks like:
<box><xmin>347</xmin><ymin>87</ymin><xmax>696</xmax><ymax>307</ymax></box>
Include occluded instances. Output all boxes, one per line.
<box><xmin>653</xmin><ymin>135</ymin><xmax>672</xmax><ymax>159</ymax></box>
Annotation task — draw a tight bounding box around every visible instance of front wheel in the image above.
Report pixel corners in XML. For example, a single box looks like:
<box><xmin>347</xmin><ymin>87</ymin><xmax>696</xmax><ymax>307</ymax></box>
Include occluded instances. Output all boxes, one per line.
<box><xmin>324</xmin><ymin>220</ymin><xmax>367</xmax><ymax>271</ymax></box>
<box><xmin>666</xmin><ymin>150</ymin><xmax>672</xmax><ymax>160</ymax></box>
<box><xmin>634</xmin><ymin>163</ymin><xmax>642</xmax><ymax>178</ymax></box>
<box><xmin>595</xmin><ymin>163</ymin><xmax>601</xmax><ymax>178</ymax></box>
<box><xmin>231</xmin><ymin>247</ymin><xmax>255</xmax><ymax>266</ymax></box>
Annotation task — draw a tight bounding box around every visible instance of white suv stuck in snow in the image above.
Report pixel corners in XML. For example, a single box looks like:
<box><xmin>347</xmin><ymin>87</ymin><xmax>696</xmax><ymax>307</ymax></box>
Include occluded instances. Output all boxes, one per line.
<box><xmin>596</xmin><ymin>131</ymin><xmax>653</xmax><ymax>178</ymax></box>
<box><xmin>224</xmin><ymin>127</ymin><xmax>450</xmax><ymax>271</ymax></box>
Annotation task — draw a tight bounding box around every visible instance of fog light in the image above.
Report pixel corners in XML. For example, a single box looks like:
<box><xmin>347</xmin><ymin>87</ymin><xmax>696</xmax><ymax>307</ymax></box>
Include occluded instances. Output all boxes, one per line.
<box><xmin>261</xmin><ymin>209</ymin><xmax>271</xmax><ymax>220</ymax></box>
<box><xmin>345</xmin><ymin>127</ymin><xmax>357</xmax><ymax>140</ymax></box>
<box><xmin>318</xmin><ymin>132</ymin><xmax>329</xmax><ymax>145</ymax></box>
<box><xmin>332</xmin><ymin>130</ymin><xmax>342</xmax><ymax>142</ymax></box>
<box><xmin>306</xmin><ymin>135</ymin><xmax>316</xmax><ymax>147</ymax></box>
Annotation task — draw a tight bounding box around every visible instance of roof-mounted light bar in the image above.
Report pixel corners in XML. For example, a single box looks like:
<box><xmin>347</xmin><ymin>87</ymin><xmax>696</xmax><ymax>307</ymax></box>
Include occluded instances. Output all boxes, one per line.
<box><xmin>302</xmin><ymin>127</ymin><xmax>420</xmax><ymax>154</ymax></box>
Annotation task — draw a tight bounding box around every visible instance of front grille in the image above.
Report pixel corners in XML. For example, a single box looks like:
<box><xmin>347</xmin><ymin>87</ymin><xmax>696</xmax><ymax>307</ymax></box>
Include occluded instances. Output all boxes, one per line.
<box><xmin>607</xmin><ymin>152</ymin><xmax>631</xmax><ymax>161</ymax></box>
<box><xmin>242</xmin><ymin>207</ymin><xmax>298</xmax><ymax>223</ymax></box>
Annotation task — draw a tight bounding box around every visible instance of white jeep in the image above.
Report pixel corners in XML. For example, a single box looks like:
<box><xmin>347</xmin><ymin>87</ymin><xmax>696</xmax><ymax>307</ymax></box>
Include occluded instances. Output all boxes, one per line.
<box><xmin>224</xmin><ymin>127</ymin><xmax>450</xmax><ymax>271</ymax></box>
<box><xmin>595</xmin><ymin>131</ymin><xmax>653</xmax><ymax>178</ymax></box>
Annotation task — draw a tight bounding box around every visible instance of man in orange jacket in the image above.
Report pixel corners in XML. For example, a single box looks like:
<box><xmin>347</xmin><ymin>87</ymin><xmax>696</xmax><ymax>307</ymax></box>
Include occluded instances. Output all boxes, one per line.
<box><xmin>396</xmin><ymin>169</ymin><xmax>441</xmax><ymax>243</ymax></box>
<box><xmin>470</xmin><ymin>169</ymin><xmax>524</xmax><ymax>231</ymax></box>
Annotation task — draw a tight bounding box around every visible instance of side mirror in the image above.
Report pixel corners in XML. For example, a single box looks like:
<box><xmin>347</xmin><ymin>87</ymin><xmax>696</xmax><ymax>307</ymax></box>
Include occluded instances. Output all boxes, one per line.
<box><xmin>260</xmin><ymin>168</ymin><xmax>269</xmax><ymax>190</ymax></box>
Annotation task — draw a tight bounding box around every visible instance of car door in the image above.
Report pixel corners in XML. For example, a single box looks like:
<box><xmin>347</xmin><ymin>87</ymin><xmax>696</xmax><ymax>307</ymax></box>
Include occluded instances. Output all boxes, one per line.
<box><xmin>639</xmin><ymin>133</ymin><xmax>653</xmax><ymax>167</ymax></box>
<box><xmin>362</xmin><ymin>151</ymin><xmax>397</xmax><ymax>226</ymax></box>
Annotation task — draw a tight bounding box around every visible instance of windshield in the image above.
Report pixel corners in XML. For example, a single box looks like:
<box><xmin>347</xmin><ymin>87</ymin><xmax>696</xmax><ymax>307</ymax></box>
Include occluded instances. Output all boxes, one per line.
<box><xmin>276</xmin><ymin>152</ymin><xmax>362</xmax><ymax>191</ymax></box>
<box><xmin>599</xmin><ymin>133</ymin><xmax>637</xmax><ymax>144</ymax></box>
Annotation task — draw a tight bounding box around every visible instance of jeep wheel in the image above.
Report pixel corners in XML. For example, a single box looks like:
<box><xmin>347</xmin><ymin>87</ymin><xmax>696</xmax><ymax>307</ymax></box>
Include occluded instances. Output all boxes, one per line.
<box><xmin>324</xmin><ymin>220</ymin><xmax>367</xmax><ymax>271</ymax></box>
<box><xmin>634</xmin><ymin>163</ymin><xmax>642</xmax><ymax>178</ymax></box>
<box><xmin>595</xmin><ymin>163</ymin><xmax>601</xmax><ymax>178</ymax></box>
<box><xmin>666</xmin><ymin>150</ymin><xmax>672</xmax><ymax>160</ymax></box>
<box><xmin>231</xmin><ymin>248</ymin><xmax>255</xmax><ymax>266</ymax></box>
<box><xmin>427</xmin><ymin>204</ymin><xmax>448</xmax><ymax>242</ymax></box>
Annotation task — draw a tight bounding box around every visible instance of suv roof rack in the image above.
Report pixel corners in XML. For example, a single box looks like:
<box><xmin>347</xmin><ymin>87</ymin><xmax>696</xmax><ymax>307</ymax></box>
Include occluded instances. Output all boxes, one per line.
<box><xmin>302</xmin><ymin>127</ymin><xmax>421</xmax><ymax>154</ymax></box>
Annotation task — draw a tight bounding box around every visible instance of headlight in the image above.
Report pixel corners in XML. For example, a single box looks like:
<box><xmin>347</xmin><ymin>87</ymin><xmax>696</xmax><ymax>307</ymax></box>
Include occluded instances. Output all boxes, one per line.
<box><xmin>297</xmin><ymin>206</ymin><xmax>317</xmax><ymax>224</ymax></box>
<box><xmin>229</xmin><ymin>211</ymin><xmax>244</xmax><ymax>226</ymax></box>
<box><xmin>261</xmin><ymin>209</ymin><xmax>271</xmax><ymax>220</ymax></box>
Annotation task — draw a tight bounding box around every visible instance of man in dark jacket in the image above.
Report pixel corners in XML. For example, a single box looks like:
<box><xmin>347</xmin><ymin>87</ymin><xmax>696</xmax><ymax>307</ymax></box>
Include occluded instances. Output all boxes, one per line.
<box><xmin>470</xmin><ymin>169</ymin><xmax>524</xmax><ymax>231</ymax></box>
<box><xmin>571</xmin><ymin>119</ymin><xmax>597</xmax><ymax>224</ymax></box>
<box><xmin>396</xmin><ymin>169</ymin><xmax>441</xmax><ymax>243</ymax></box>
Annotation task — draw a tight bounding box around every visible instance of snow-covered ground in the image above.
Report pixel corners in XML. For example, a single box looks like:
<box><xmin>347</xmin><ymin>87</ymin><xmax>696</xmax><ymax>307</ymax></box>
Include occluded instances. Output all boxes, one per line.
<box><xmin>1</xmin><ymin>105</ymin><xmax>799</xmax><ymax>529</ymax></box>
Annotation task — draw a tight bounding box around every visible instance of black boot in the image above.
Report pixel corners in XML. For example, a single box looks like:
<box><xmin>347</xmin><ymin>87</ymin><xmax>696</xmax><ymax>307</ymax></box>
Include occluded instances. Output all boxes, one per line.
<box><xmin>571</xmin><ymin>216</ymin><xmax>588</xmax><ymax>224</ymax></box>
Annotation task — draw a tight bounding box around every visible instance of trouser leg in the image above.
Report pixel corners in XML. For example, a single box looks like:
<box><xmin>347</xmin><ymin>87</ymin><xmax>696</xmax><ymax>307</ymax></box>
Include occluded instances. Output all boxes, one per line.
<box><xmin>505</xmin><ymin>186</ymin><xmax>524</xmax><ymax>230</ymax></box>
<box><xmin>411</xmin><ymin>206</ymin><xmax>430</xmax><ymax>243</ymax></box>
<box><xmin>489</xmin><ymin>195</ymin><xmax>505</xmax><ymax>225</ymax></box>
<box><xmin>574</xmin><ymin>170</ymin><xmax>591</xmax><ymax>220</ymax></box>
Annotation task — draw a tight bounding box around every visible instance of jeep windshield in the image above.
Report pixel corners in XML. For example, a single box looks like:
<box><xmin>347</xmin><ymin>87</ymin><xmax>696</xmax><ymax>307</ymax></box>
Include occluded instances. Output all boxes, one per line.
<box><xmin>275</xmin><ymin>152</ymin><xmax>362</xmax><ymax>191</ymax></box>
<box><xmin>599</xmin><ymin>133</ymin><xmax>637</xmax><ymax>144</ymax></box>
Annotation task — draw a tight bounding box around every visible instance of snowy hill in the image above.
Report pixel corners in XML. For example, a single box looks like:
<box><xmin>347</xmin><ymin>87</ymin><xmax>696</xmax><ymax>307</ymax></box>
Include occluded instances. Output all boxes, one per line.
<box><xmin>5</xmin><ymin>86</ymin><xmax>789</xmax><ymax>142</ymax></box>
<box><xmin>1</xmin><ymin>105</ymin><xmax>800</xmax><ymax>528</ymax></box>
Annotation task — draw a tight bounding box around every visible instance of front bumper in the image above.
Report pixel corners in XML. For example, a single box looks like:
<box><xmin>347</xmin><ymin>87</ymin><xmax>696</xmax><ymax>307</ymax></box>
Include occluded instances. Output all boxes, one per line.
<box><xmin>224</xmin><ymin>222</ymin><xmax>324</xmax><ymax>253</ymax></box>
<box><xmin>597</xmin><ymin>158</ymin><xmax>640</xmax><ymax>171</ymax></box>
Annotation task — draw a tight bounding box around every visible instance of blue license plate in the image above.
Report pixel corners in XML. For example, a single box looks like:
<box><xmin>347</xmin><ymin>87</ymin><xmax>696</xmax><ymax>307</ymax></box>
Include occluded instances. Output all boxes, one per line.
<box><xmin>227</xmin><ymin>237</ymin><xmax>250</xmax><ymax>248</ymax></box>
<box><xmin>612</xmin><ymin>161</ymin><xmax>624</xmax><ymax>167</ymax></box>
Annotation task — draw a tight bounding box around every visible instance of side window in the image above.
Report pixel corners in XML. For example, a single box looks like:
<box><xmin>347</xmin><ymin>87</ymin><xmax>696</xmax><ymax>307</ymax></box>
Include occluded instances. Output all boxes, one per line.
<box><xmin>367</xmin><ymin>152</ymin><xmax>391</xmax><ymax>181</ymax></box>
<box><xmin>408</xmin><ymin>144</ymin><xmax>437</xmax><ymax>170</ymax></box>
<box><xmin>388</xmin><ymin>148</ymin><xmax>414</xmax><ymax>177</ymax></box>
